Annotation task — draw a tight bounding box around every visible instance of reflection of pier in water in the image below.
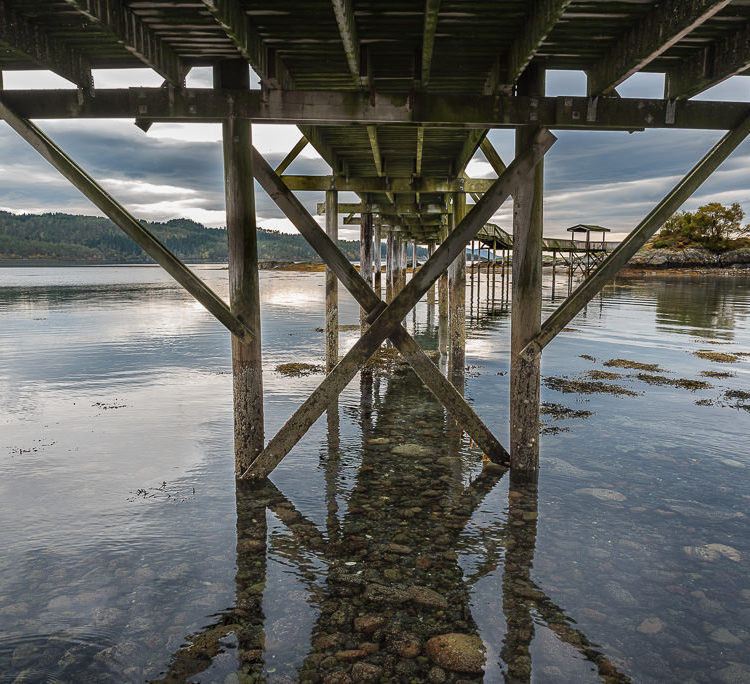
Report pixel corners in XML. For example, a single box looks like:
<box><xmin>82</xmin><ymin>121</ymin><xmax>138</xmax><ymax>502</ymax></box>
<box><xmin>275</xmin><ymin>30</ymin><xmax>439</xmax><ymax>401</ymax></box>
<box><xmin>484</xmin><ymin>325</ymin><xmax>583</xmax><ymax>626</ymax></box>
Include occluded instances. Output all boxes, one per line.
<box><xmin>157</xmin><ymin>362</ymin><xmax>629</xmax><ymax>682</ymax></box>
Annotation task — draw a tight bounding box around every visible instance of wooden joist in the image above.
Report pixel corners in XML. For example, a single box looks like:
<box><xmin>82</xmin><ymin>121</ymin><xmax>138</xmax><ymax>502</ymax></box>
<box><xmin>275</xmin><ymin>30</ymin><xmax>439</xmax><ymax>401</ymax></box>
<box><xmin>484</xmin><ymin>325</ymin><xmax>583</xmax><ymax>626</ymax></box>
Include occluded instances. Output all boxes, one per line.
<box><xmin>587</xmin><ymin>0</ymin><xmax>732</xmax><ymax>96</ymax></box>
<box><xmin>200</xmin><ymin>0</ymin><xmax>292</xmax><ymax>88</ymax></box>
<box><xmin>485</xmin><ymin>0</ymin><xmax>573</xmax><ymax>94</ymax></box>
<box><xmin>666</xmin><ymin>19</ymin><xmax>750</xmax><ymax>99</ymax></box>
<box><xmin>62</xmin><ymin>0</ymin><xmax>184</xmax><ymax>85</ymax></box>
<box><xmin>331</xmin><ymin>0</ymin><xmax>367</xmax><ymax>88</ymax></box>
<box><xmin>421</xmin><ymin>0</ymin><xmax>441</xmax><ymax>86</ymax></box>
<box><xmin>0</xmin><ymin>1</ymin><xmax>92</xmax><ymax>88</ymax></box>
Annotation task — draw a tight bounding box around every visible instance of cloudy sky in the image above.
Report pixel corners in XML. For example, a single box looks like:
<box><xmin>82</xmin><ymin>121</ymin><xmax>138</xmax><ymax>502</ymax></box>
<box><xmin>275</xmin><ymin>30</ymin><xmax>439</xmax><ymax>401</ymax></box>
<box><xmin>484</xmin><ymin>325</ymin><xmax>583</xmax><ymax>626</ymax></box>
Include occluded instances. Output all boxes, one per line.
<box><xmin>0</xmin><ymin>67</ymin><xmax>749</xmax><ymax>241</ymax></box>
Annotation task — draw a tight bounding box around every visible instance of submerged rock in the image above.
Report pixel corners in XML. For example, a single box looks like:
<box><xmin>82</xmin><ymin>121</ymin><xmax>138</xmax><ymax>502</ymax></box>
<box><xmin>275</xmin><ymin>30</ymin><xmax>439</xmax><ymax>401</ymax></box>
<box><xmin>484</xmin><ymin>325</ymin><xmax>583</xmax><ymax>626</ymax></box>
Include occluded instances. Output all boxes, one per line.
<box><xmin>425</xmin><ymin>633</ymin><xmax>485</xmax><ymax>674</ymax></box>
<box><xmin>637</xmin><ymin>617</ymin><xmax>666</xmax><ymax>634</ymax></box>
<box><xmin>575</xmin><ymin>488</ymin><xmax>627</xmax><ymax>502</ymax></box>
<box><xmin>709</xmin><ymin>627</ymin><xmax>742</xmax><ymax>646</ymax></box>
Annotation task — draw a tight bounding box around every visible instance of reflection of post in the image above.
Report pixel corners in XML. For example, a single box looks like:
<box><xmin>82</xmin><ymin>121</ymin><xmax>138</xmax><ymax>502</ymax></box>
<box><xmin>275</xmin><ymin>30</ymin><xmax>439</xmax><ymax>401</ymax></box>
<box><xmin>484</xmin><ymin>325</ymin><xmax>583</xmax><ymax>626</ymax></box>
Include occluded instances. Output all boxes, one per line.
<box><xmin>325</xmin><ymin>398</ymin><xmax>341</xmax><ymax>540</ymax></box>
<box><xmin>500</xmin><ymin>470</ymin><xmax>538</xmax><ymax>682</ymax></box>
<box><xmin>449</xmin><ymin>192</ymin><xmax>467</xmax><ymax>391</ymax></box>
<box><xmin>325</xmin><ymin>189</ymin><xmax>339</xmax><ymax>372</ymax></box>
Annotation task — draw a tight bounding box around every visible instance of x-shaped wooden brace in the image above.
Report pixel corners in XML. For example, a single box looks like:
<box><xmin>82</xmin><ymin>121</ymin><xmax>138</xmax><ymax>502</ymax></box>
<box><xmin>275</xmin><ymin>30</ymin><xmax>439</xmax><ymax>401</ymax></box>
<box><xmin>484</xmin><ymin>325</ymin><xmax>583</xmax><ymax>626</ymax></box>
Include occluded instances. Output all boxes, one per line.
<box><xmin>243</xmin><ymin>128</ymin><xmax>556</xmax><ymax>480</ymax></box>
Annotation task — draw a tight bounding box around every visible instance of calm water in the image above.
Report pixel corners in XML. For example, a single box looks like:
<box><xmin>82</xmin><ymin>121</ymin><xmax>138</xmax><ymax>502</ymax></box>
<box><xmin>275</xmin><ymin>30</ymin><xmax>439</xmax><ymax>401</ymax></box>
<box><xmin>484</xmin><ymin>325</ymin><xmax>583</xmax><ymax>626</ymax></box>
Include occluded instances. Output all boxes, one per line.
<box><xmin>1</xmin><ymin>265</ymin><xmax>749</xmax><ymax>683</ymax></box>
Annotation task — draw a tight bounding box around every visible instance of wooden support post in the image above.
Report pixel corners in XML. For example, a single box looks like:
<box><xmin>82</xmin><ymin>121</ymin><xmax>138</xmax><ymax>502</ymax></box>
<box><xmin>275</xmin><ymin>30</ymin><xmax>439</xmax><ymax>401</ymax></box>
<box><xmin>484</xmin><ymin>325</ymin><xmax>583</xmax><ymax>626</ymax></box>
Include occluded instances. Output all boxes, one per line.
<box><xmin>492</xmin><ymin>244</ymin><xmax>497</xmax><ymax>307</ymax></box>
<box><xmin>412</xmin><ymin>241</ymin><xmax>418</xmax><ymax>274</ymax></box>
<box><xmin>374</xmin><ymin>219</ymin><xmax>382</xmax><ymax>296</ymax></box>
<box><xmin>485</xmin><ymin>240</ymin><xmax>491</xmax><ymax>311</ymax></box>
<box><xmin>216</xmin><ymin>60</ymin><xmax>264</xmax><ymax>475</ymax></box>
<box><xmin>438</xmin><ymin>226</ymin><xmax>449</xmax><ymax>358</ymax></box>
<box><xmin>399</xmin><ymin>237</ymin><xmax>408</xmax><ymax>291</ymax></box>
<box><xmin>470</xmin><ymin>239</ymin><xmax>476</xmax><ymax>317</ymax></box>
<box><xmin>449</xmin><ymin>192</ymin><xmax>467</xmax><ymax>389</ymax></box>
<box><xmin>522</xmin><ymin>112</ymin><xmax>750</xmax><ymax>358</ymax></box>
<box><xmin>551</xmin><ymin>249</ymin><xmax>557</xmax><ymax>300</ymax></box>
<box><xmin>326</xmin><ymin>188</ymin><xmax>339</xmax><ymax>371</ymax></box>
<box><xmin>359</xmin><ymin>210</ymin><xmax>373</xmax><ymax>332</ymax></box>
<box><xmin>427</xmin><ymin>242</ymin><xmax>436</xmax><ymax>307</ymax></box>
<box><xmin>510</xmin><ymin>65</ymin><xmax>545</xmax><ymax>473</ymax></box>
<box><xmin>245</xmin><ymin>134</ymin><xmax>554</xmax><ymax>479</ymax></box>
<box><xmin>385</xmin><ymin>229</ymin><xmax>394</xmax><ymax>302</ymax></box>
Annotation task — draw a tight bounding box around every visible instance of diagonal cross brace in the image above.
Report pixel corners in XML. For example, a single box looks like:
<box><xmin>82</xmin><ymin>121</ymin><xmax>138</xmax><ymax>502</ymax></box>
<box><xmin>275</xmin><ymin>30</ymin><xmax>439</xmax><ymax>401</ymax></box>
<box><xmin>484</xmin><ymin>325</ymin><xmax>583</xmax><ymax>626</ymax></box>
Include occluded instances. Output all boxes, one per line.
<box><xmin>0</xmin><ymin>98</ymin><xmax>255</xmax><ymax>344</ymax></box>
<box><xmin>251</xmin><ymin>150</ymin><xmax>510</xmax><ymax>466</ymax></box>
<box><xmin>244</xmin><ymin>129</ymin><xmax>556</xmax><ymax>480</ymax></box>
<box><xmin>521</xmin><ymin>113</ymin><xmax>750</xmax><ymax>359</ymax></box>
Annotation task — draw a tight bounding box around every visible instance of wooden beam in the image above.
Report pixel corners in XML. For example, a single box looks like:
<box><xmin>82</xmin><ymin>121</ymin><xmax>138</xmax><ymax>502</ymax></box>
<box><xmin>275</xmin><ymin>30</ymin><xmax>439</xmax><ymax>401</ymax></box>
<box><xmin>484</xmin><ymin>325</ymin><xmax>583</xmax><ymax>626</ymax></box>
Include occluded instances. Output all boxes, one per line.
<box><xmin>331</xmin><ymin>0</ymin><xmax>367</xmax><ymax>88</ymax></box>
<box><xmin>275</xmin><ymin>135</ymin><xmax>308</xmax><ymax>174</ymax></box>
<box><xmin>485</xmin><ymin>0</ymin><xmax>572</xmax><ymax>94</ymax></box>
<box><xmin>421</xmin><ymin>0</ymin><xmax>441</xmax><ymax>86</ymax></box>
<box><xmin>0</xmin><ymin>98</ymin><xmax>253</xmax><ymax>343</ymax></box>
<box><xmin>62</xmin><ymin>0</ymin><xmax>184</xmax><ymax>85</ymax></box>
<box><xmin>0</xmin><ymin>1</ymin><xmax>92</xmax><ymax>88</ymax></box>
<box><xmin>366</xmin><ymin>125</ymin><xmax>383</xmax><ymax>176</ymax></box>
<box><xmin>416</xmin><ymin>127</ymin><xmax>425</xmax><ymax>176</ymax></box>
<box><xmin>480</xmin><ymin>138</ymin><xmax>507</xmax><ymax>175</ymax></box>
<box><xmin>245</xmin><ymin>131</ymin><xmax>554</xmax><ymax>479</ymax></box>
<box><xmin>282</xmin><ymin>175</ymin><xmax>495</xmax><ymax>194</ymax></box>
<box><xmin>3</xmin><ymin>88</ymin><xmax>750</xmax><ymax>130</ymax></box>
<box><xmin>200</xmin><ymin>0</ymin><xmax>292</xmax><ymax>88</ymax></box>
<box><xmin>588</xmin><ymin>0</ymin><xmax>732</xmax><ymax>96</ymax></box>
<box><xmin>522</xmin><ymin>112</ymin><xmax>750</xmax><ymax>359</ymax></box>
<box><xmin>666</xmin><ymin>20</ymin><xmax>750</xmax><ymax>100</ymax></box>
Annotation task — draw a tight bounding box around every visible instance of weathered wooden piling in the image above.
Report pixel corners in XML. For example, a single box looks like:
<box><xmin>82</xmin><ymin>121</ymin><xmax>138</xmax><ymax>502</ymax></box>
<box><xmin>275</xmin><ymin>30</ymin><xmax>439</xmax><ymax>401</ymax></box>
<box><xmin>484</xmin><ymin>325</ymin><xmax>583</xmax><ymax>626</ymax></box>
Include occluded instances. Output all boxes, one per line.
<box><xmin>360</xmin><ymin>210</ymin><xmax>373</xmax><ymax>331</ymax></box>
<box><xmin>325</xmin><ymin>188</ymin><xmax>339</xmax><ymax>372</ymax></box>
<box><xmin>510</xmin><ymin>67</ymin><xmax>545</xmax><ymax>472</ymax></box>
<box><xmin>449</xmin><ymin>192</ymin><xmax>467</xmax><ymax>389</ymax></box>
<box><xmin>215</xmin><ymin>61</ymin><xmax>264</xmax><ymax>475</ymax></box>
<box><xmin>373</xmin><ymin>219</ymin><xmax>382</xmax><ymax>297</ymax></box>
<box><xmin>427</xmin><ymin>242</ymin><xmax>436</xmax><ymax>307</ymax></box>
<box><xmin>385</xmin><ymin>229</ymin><xmax>394</xmax><ymax>302</ymax></box>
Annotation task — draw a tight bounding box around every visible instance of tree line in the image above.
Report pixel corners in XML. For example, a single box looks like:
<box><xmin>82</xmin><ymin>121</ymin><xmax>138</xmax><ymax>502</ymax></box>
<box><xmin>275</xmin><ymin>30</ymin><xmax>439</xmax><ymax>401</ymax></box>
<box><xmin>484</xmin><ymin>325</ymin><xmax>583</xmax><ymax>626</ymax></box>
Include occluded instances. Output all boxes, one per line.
<box><xmin>0</xmin><ymin>211</ymin><xmax>363</xmax><ymax>262</ymax></box>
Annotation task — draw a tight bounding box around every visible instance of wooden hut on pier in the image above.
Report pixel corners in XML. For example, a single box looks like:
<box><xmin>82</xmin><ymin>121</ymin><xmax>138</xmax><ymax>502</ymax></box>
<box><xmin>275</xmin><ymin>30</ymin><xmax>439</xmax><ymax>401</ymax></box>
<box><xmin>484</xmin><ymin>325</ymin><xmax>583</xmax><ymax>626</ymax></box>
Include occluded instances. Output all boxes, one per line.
<box><xmin>1</xmin><ymin>1</ymin><xmax>750</xmax><ymax>481</ymax></box>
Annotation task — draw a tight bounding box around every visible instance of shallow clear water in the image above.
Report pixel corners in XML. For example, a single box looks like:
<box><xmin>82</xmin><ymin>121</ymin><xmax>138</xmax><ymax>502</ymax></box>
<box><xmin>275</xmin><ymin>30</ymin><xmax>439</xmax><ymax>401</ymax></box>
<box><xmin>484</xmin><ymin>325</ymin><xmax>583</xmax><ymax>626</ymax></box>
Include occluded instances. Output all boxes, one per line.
<box><xmin>1</xmin><ymin>265</ymin><xmax>749</xmax><ymax>683</ymax></box>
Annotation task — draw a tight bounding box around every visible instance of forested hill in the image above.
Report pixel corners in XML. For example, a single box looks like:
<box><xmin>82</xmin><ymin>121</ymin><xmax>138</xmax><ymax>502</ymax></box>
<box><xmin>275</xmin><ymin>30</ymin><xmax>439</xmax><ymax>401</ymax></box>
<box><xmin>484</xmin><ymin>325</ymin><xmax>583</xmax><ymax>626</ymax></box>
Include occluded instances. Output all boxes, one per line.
<box><xmin>0</xmin><ymin>211</ymin><xmax>361</xmax><ymax>263</ymax></box>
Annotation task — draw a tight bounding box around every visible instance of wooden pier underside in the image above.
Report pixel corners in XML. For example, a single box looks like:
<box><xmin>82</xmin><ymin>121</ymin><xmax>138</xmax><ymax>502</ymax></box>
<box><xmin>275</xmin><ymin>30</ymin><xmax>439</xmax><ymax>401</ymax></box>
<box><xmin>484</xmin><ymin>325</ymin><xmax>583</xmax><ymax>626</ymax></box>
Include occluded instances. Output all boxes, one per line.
<box><xmin>2</xmin><ymin>1</ymin><xmax>750</xmax><ymax>478</ymax></box>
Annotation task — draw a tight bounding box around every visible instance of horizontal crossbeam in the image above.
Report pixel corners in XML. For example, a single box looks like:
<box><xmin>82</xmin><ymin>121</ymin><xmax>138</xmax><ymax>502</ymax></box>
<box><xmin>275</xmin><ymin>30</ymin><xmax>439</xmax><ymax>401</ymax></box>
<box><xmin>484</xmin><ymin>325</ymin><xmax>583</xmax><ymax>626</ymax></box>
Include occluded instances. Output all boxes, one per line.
<box><xmin>245</xmin><ymin>130</ymin><xmax>555</xmax><ymax>480</ymax></box>
<box><xmin>286</xmin><ymin>176</ymin><xmax>493</xmax><ymax>193</ymax></box>
<box><xmin>1</xmin><ymin>89</ymin><xmax>749</xmax><ymax>130</ymax></box>
<box><xmin>521</xmin><ymin>113</ymin><xmax>750</xmax><ymax>358</ymax></box>
<box><xmin>0</xmin><ymin>98</ymin><xmax>254</xmax><ymax>344</ymax></box>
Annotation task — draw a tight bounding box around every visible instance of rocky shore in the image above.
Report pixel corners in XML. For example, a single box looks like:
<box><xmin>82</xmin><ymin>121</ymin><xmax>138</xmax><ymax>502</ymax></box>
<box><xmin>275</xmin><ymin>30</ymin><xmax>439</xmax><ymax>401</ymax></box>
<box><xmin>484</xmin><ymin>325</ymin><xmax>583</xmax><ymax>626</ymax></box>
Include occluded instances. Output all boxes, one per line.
<box><xmin>625</xmin><ymin>247</ymin><xmax>750</xmax><ymax>271</ymax></box>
